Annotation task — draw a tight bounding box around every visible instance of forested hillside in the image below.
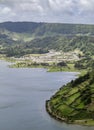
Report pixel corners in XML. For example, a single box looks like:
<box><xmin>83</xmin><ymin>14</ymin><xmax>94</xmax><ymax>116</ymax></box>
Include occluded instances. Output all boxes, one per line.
<box><xmin>0</xmin><ymin>22</ymin><xmax>94</xmax><ymax>58</ymax></box>
<box><xmin>0</xmin><ymin>22</ymin><xmax>94</xmax><ymax>35</ymax></box>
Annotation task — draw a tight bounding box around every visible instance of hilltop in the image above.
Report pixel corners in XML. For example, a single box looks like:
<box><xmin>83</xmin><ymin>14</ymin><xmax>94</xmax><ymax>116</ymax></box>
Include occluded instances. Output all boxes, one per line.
<box><xmin>46</xmin><ymin>71</ymin><xmax>94</xmax><ymax>126</ymax></box>
<box><xmin>1</xmin><ymin>22</ymin><xmax>94</xmax><ymax>35</ymax></box>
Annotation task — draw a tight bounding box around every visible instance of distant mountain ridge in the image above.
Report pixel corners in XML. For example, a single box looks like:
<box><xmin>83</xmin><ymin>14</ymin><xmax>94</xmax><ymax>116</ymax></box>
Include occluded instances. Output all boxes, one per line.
<box><xmin>0</xmin><ymin>22</ymin><xmax>94</xmax><ymax>35</ymax></box>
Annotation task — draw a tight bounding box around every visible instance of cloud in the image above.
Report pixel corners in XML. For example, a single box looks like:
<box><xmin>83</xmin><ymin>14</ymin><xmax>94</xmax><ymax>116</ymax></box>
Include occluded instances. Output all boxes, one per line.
<box><xmin>0</xmin><ymin>4</ymin><xmax>16</xmax><ymax>21</ymax></box>
<box><xmin>19</xmin><ymin>2</ymin><xmax>43</xmax><ymax>13</ymax></box>
<box><xmin>79</xmin><ymin>0</ymin><xmax>94</xmax><ymax>15</ymax></box>
<box><xmin>0</xmin><ymin>7</ymin><xmax>11</xmax><ymax>14</ymax></box>
<box><xmin>0</xmin><ymin>0</ymin><xmax>94</xmax><ymax>24</ymax></box>
<box><xmin>48</xmin><ymin>0</ymin><xmax>73</xmax><ymax>12</ymax></box>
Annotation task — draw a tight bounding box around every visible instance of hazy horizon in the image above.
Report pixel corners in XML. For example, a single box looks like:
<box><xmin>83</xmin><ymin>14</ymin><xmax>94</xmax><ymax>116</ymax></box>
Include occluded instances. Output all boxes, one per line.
<box><xmin>0</xmin><ymin>21</ymin><xmax>94</xmax><ymax>25</ymax></box>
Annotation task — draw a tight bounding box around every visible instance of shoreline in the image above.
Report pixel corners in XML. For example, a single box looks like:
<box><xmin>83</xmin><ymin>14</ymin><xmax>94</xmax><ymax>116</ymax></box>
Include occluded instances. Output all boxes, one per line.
<box><xmin>46</xmin><ymin>100</ymin><xmax>67</xmax><ymax>122</ymax></box>
<box><xmin>46</xmin><ymin>100</ymin><xmax>94</xmax><ymax>126</ymax></box>
<box><xmin>0</xmin><ymin>56</ymin><xmax>87</xmax><ymax>76</ymax></box>
<box><xmin>1</xmin><ymin>59</ymin><xmax>94</xmax><ymax>126</ymax></box>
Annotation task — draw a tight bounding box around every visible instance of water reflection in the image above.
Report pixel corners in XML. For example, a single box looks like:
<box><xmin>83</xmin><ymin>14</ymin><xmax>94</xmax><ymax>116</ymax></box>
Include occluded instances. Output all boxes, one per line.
<box><xmin>0</xmin><ymin>60</ymin><xmax>93</xmax><ymax>130</ymax></box>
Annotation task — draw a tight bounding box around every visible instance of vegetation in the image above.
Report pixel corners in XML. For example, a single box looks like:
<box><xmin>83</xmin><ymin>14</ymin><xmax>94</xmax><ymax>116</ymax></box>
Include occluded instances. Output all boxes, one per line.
<box><xmin>0</xmin><ymin>22</ymin><xmax>94</xmax><ymax>57</ymax></box>
<box><xmin>1</xmin><ymin>35</ymin><xmax>94</xmax><ymax>57</ymax></box>
<box><xmin>1</xmin><ymin>22</ymin><xmax>94</xmax><ymax>125</ymax></box>
<box><xmin>74</xmin><ymin>57</ymin><xmax>94</xmax><ymax>70</ymax></box>
<box><xmin>1</xmin><ymin>22</ymin><xmax>94</xmax><ymax>35</ymax></box>
<box><xmin>46</xmin><ymin>71</ymin><xmax>94</xmax><ymax>125</ymax></box>
<box><xmin>1</xmin><ymin>22</ymin><xmax>94</xmax><ymax>74</ymax></box>
<box><xmin>10</xmin><ymin>62</ymin><xmax>71</xmax><ymax>72</ymax></box>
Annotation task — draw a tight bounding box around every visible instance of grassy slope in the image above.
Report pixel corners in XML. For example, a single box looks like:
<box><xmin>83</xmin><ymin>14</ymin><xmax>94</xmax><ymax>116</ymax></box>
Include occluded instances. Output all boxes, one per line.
<box><xmin>46</xmin><ymin>71</ymin><xmax>94</xmax><ymax>126</ymax></box>
<box><xmin>1</xmin><ymin>22</ymin><xmax>94</xmax><ymax>57</ymax></box>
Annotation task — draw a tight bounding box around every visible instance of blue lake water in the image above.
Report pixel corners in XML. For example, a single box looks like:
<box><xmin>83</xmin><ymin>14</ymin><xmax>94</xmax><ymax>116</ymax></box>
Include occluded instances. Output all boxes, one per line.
<box><xmin>0</xmin><ymin>60</ymin><xmax>94</xmax><ymax>130</ymax></box>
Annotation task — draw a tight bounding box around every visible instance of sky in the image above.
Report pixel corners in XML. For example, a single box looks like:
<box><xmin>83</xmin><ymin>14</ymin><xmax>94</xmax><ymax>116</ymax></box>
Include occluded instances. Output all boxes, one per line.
<box><xmin>0</xmin><ymin>0</ymin><xmax>94</xmax><ymax>24</ymax></box>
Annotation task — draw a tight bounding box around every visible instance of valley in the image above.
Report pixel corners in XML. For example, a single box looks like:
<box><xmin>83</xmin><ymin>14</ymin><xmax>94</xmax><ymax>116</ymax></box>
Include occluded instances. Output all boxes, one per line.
<box><xmin>0</xmin><ymin>22</ymin><xmax>94</xmax><ymax>73</ymax></box>
<box><xmin>0</xmin><ymin>22</ymin><xmax>94</xmax><ymax>126</ymax></box>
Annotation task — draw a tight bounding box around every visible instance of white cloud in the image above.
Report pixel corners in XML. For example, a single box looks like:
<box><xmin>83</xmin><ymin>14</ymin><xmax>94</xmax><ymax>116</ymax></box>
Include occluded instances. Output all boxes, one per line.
<box><xmin>79</xmin><ymin>0</ymin><xmax>94</xmax><ymax>13</ymax></box>
<box><xmin>0</xmin><ymin>7</ymin><xmax>11</xmax><ymax>14</ymax></box>
<box><xmin>19</xmin><ymin>2</ymin><xmax>43</xmax><ymax>13</ymax></box>
<box><xmin>48</xmin><ymin>0</ymin><xmax>73</xmax><ymax>11</ymax></box>
<box><xmin>0</xmin><ymin>0</ymin><xmax>94</xmax><ymax>24</ymax></box>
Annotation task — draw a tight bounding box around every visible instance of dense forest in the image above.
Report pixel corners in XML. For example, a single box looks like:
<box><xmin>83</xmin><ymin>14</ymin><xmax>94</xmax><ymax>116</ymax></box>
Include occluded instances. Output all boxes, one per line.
<box><xmin>0</xmin><ymin>22</ymin><xmax>94</xmax><ymax>57</ymax></box>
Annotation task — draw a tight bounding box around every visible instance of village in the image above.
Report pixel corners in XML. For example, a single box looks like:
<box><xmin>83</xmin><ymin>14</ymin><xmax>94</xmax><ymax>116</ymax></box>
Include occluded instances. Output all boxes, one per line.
<box><xmin>13</xmin><ymin>49</ymin><xmax>82</xmax><ymax>64</ymax></box>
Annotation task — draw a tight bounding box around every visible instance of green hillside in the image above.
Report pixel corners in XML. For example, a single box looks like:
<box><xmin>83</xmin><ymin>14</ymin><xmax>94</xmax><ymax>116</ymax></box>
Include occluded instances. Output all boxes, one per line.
<box><xmin>46</xmin><ymin>71</ymin><xmax>94</xmax><ymax>125</ymax></box>
<box><xmin>1</xmin><ymin>34</ymin><xmax>94</xmax><ymax>58</ymax></box>
<box><xmin>0</xmin><ymin>22</ymin><xmax>94</xmax><ymax>125</ymax></box>
<box><xmin>0</xmin><ymin>22</ymin><xmax>94</xmax><ymax>73</ymax></box>
<box><xmin>0</xmin><ymin>22</ymin><xmax>94</xmax><ymax>57</ymax></box>
<box><xmin>0</xmin><ymin>22</ymin><xmax>94</xmax><ymax>35</ymax></box>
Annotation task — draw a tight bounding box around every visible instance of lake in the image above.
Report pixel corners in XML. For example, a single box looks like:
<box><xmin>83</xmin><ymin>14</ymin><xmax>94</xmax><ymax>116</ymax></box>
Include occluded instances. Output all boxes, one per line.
<box><xmin>0</xmin><ymin>60</ymin><xmax>93</xmax><ymax>130</ymax></box>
